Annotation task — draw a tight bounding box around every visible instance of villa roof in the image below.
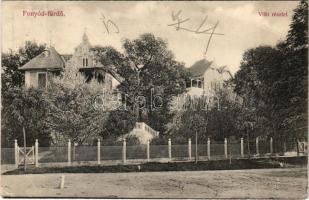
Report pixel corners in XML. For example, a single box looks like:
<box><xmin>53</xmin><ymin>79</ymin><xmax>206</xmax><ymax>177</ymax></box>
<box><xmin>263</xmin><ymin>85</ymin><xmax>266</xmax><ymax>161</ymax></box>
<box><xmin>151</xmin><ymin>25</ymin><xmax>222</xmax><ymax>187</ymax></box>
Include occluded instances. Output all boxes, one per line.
<box><xmin>188</xmin><ymin>59</ymin><xmax>213</xmax><ymax>77</ymax></box>
<box><xmin>19</xmin><ymin>47</ymin><xmax>65</xmax><ymax>71</ymax></box>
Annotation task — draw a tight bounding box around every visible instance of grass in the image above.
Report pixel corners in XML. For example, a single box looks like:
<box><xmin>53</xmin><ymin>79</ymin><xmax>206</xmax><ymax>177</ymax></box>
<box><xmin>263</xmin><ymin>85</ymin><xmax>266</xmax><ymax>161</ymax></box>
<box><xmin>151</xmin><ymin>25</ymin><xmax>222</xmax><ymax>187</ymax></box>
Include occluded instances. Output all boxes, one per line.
<box><xmin>3</xmin><ymin>156</ymin><xmax>307</xmax><ymax>175</ymax></box>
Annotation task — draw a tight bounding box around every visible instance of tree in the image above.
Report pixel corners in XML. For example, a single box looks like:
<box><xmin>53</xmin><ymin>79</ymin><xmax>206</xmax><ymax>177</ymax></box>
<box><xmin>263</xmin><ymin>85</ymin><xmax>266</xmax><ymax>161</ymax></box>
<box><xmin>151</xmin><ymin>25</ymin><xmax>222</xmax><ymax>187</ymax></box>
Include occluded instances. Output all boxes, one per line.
<box><xmin>1</xmin><ymin>87</ymin><xmax>51</xmax><ymax>147</ymax></box>
<box><xmin>45</xmin><ymin>65</ymin><xmax>117</xmax><ymax>145</ymax></box>
<box><xmin>207</xmin><ymin>84</ymin><xmax>244</xmax><ymax>140</ymax></box>
<box><xmin>169</xmin><ymin>83</ymin><xmax>244</xmax><ymax>143</ymax></box>
<box><xmin>232</xmin><ymin>1</ymin><xmax>308</xmax><ymax>142</ymax></box>
<box><xmin>1</xmin><ymin>53</ymin><xmax>22</xmax><ymax>91</ymax></box>
<box><xmin>101</xmin><ymin>110</ymin><xmax>137</xmax><ymax>142</ymax></box>
<box><xmin>123</xmin><ymin>34</ymin><xmax>189</xmax><ymax>133</ymax></box>
<box><xmin>286</xmin><ymin>0</ymin><xmax>308</xmax><ymax>49</ymax></box>
<box><xmin>280</xmin><ymin>0</ymin><xmax>308</xmax><ymax>140</ymax></box>
<box><xmin>94</xmin><ymin>33</ymin><xmax>190</xmax><ymax>135</ymax></box>
<box><xmin>233</xmin><ymin>46</ymin><xmax>286</xmax><ymax>138</ymax></box>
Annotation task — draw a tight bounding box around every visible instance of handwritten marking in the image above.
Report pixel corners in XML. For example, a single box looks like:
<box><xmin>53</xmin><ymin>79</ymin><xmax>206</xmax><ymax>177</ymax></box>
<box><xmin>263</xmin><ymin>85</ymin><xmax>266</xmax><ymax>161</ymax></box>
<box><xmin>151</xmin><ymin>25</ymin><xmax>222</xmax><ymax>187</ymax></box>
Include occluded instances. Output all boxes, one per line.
<box><xmin>168</xmin><ymin>10</ymin><xmax>223</xmax><ymax>35</ymax></box>
<box><xmin>168</xmin><ymin>10</ymin><xmax>224</xmax><ymax>57</ymax></box>
<box><xmin>100</xmin><ymin>13</ymin><xmax>119</xmax><ymax>34</ymax></box>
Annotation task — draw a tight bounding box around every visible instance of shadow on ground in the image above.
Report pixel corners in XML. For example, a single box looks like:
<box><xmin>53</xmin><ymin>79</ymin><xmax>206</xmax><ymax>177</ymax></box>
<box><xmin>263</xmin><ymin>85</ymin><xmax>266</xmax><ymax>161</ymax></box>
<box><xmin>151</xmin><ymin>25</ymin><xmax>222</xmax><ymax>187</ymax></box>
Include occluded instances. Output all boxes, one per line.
<box><xmin>3</xmin><ymin>156</ymin><xmax>307</xmax><ymax>175</ymax></box>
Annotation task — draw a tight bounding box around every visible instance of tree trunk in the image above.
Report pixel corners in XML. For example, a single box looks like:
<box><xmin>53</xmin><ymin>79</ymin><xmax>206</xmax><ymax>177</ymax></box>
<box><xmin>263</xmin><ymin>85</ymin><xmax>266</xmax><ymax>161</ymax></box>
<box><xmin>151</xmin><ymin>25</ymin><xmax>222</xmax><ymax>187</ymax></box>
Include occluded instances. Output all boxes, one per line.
<box><xmin>272</xmin><ymin>122</ymin><xmax>277</xmax><ymax>153</ymax></box>
<box><xmin>195</xmin><ymin>131</ymin><xmax>198</xmax><ymax>164</ymax></box>
<box><xmin>247</xmin><ymin>129</ymin><xmax>250</xmax><ymax>158</ymax></box>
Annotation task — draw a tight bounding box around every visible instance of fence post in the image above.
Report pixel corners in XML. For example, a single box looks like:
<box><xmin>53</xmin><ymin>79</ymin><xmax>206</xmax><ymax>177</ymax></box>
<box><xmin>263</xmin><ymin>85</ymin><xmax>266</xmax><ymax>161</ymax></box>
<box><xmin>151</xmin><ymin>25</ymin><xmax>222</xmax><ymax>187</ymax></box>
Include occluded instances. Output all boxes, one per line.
<box><xmin>241</xmin><ymin>138</ymin><xmax>244</xmax><ymax>158</ymax></box>
<box><xmin>68</xmin><ymin>139</ymin><xmax>71</xmax><ymax>165</ymax></box>
<box><xmin>224</xmin><ymin>138</ymin><xmax>228</xmax><ymax>159</ymax></box>
<box><xmin>35</xmin><ymin>139</ymin><xmax>38</xmax><ymax>167</ymax></box>
<box><xmin>147</xmin><ymin>140</ymin><xmax>150</xmax><ymax>162</ymax></box>
<box><xmin>207</xmin><ymin>138</ymin><xmax>210</xmax><ymax>160</ymax></box>
<box><xmin>188</xmin><ymin>138</ymin><xmax>192</xmax><ymax>160</ymax></box>
<box><xmin>32</xmin><ymin>146</ymin><xmax>34</xmax><ymax>164</ymax></box>
<box><xmin>270</xmin><ymin>137</ymin><xmax>273</xmax><ymax>155</ymax></box>
<box><xmin>14</xmin><ymin>139</ymin><xmax>18</xmax><ymax>168</ymax></box>
<box><xmin>168</xmin><ymin>138</ymin><xmax>172</xmax><ymax>161</ymax></box>
<box><xmin>72</xmin><ymin>143</ymin><xmax>76</xmax><ymax>161</ymax></box>
<box><xmin>256</xmin><ymin>137</ymin><xmax>259</xmax><ymax>156</ymax></box>
<box><xmin>122</xmin><ymin>138</ymin><xmax>126</xmax><ymax>164</ymax></box>
<box><xmin>17</xmin><ymin>145</ymin><xmax>20</xmax><ymax>167</ymax></box>
<box><xmin>97</xmin><ymin>139</ymin><xmax>101</xmax><ymax>164</ymax></box>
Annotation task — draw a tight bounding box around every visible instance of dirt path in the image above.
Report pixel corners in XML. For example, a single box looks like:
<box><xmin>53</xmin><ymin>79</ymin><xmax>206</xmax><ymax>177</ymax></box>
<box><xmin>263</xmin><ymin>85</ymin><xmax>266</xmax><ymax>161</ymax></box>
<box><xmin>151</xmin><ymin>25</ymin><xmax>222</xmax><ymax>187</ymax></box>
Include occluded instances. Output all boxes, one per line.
<box><xmin>1</xmin><ymin>167</ymin><xmax>307</xmax><ymax>198</ymax></box>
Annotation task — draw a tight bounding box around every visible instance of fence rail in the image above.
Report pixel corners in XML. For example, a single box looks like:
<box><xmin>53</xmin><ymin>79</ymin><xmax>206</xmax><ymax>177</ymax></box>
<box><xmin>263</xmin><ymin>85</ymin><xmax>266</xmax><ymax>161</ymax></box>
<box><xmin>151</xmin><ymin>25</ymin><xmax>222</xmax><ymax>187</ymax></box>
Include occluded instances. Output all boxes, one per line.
<box><xmin>1</xmin><ymin>138</ymin><xmax>307</xmax><ymax>167</ymax></box>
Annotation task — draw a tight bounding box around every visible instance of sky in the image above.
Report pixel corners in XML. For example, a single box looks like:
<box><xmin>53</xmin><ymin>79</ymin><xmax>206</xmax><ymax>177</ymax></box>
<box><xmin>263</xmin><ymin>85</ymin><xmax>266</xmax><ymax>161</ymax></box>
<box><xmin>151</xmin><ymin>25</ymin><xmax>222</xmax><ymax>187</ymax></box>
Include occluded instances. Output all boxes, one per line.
<box><xmin>2</xmin><ymin>1</ymin><xmax>298</xmax><ymax>74</ymax></box>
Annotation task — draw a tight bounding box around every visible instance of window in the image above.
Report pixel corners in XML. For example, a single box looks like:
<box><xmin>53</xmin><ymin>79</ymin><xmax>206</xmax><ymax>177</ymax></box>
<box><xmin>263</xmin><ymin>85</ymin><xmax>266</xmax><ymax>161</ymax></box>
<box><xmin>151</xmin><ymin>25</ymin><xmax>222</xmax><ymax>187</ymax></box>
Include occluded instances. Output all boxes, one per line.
<box><xmin>197</xmin><ymin>80</ymin><xmax>202</xmax><ymax>88</ymax></box>
<box><xmin>186</xmin><ymin>78</ymin><xmax>204</xmax><ymax>88</ymax></box>
<box><xmin>192</xmin><ymin>79</ymin><xmax>197</xmax><ymax>87</ymax></box>
<box><xmin>38</xmin><ymin>73</ymin><xmax>47</xmax><ymax>89</ymax></box>
<box><xmin>82</xmin><ymin>58</ymin><xmax>88</xmax><ymax>67</ymax></box>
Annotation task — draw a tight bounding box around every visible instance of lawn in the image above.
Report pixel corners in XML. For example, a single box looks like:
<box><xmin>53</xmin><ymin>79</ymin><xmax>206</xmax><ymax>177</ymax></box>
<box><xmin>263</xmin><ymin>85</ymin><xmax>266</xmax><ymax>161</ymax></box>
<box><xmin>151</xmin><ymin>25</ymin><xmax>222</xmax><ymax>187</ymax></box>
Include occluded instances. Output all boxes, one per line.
<box><xmin>1</xmin><ymin>167</ymin><xmax>307</xmax><ymax>198</ymax></box>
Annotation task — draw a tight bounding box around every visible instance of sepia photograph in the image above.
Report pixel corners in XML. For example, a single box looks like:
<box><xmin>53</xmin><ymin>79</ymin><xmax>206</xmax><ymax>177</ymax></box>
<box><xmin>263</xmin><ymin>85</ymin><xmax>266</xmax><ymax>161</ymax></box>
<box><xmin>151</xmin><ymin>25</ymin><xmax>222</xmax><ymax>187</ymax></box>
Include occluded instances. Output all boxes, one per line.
<box><xmin>1</xmin><ymin>0</ymin><xmax>308</xmax><ymax>198</ymax></box>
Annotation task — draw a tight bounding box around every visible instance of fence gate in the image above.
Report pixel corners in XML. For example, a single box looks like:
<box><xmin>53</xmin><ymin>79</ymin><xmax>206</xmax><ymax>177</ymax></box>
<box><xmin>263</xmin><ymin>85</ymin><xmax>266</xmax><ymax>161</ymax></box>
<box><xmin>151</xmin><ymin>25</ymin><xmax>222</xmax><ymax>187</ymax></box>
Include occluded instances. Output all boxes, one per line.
<box><xmin>18</xmin><ymin>146</ymin><xmax>35</xmax><ymax>165</ymax></box>
<box><xmin>298</xmin><ymin>142</ymin><xmax>308</xmax><ymax>155</ymax></box>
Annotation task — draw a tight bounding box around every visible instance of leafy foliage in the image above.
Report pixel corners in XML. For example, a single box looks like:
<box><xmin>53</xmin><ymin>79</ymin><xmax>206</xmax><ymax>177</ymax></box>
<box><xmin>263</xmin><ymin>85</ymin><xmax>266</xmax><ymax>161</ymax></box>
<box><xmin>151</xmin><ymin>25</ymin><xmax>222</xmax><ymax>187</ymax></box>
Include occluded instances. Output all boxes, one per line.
<box><xmin>44</xmin><ymin>64</ymin><xmax>119</xmax><ymax>145</ymax></box>
<box><xmin>168</xmin><ymin>84</ymin><xmax>243</xmax><ymax>143</ymax></box>
<box><xmin>1</xmin><ymin>87</ymin><xmax>51</xmax><ymax>147</ymax></box>
<box><xmin>94</xmin><ymin>33</ymin><xmax>191</xmax><ymax>135</ymax></box>
<box><xmin>101</xmin><ymin>109</ymin><xmax>137</xmax><ymax>141</ymax></box>
<box><xmin>233</xmin><ymin>0</ymin><xmax>308</xmax><ymax>141</ymax></box>
<box><xmin>286</xmin><ymin>0</ymin><xmax>308</xmax><ymax>49</ymax></box>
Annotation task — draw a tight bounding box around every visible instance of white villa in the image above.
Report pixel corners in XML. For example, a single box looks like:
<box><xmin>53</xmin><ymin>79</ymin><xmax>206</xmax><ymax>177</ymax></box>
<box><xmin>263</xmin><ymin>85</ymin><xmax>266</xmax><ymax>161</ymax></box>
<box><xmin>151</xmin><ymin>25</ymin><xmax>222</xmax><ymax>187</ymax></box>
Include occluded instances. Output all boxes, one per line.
<box><xmin>19</xmin><ymin>32</ymin><xmax>122</xmax><ymax>90</ymax></box>
<box><xmin>186</xmin><ymin>58</ymin><xmax>232</xmax><ymax>97</ymax></box>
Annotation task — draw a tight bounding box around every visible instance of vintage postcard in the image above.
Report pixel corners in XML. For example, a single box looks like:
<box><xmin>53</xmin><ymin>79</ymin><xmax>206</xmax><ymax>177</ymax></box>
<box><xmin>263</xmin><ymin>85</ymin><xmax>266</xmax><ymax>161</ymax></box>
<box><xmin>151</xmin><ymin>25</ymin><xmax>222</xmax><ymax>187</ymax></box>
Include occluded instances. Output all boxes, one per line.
<box><xmin>1</xmin><ymin>0</ymin><xmax>308</xmax><ymax>198</ymax></box>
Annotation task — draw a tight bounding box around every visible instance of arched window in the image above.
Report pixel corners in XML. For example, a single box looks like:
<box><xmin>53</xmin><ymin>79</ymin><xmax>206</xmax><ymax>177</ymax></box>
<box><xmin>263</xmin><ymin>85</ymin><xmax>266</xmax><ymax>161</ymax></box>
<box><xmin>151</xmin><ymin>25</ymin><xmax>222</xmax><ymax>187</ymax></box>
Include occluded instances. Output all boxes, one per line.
<box><xmin>82</xmin><ymin>58</ymin><xmax>88</xmax><ymax>67</ymax></box>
